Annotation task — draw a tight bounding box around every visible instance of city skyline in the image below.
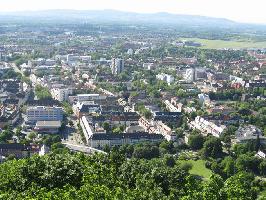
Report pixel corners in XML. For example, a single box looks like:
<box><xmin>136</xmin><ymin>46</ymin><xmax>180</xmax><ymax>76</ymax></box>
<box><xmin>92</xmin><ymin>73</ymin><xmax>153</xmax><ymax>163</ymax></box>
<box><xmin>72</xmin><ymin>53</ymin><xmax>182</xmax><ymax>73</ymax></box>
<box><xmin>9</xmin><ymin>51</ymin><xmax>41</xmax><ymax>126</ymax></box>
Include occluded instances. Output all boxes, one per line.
<box><xmin>1</xmin><ymin>0</ymin><xmax>266</xmax><ymax>24</ymax></box>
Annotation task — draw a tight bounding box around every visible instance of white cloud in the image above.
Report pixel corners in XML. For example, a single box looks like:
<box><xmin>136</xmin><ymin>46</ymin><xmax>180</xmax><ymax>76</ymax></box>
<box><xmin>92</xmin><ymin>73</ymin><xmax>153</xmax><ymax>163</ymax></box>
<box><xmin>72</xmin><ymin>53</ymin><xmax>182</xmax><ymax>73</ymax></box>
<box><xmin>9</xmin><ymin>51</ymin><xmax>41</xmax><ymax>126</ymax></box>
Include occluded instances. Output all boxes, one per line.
<box><xmin>0</xmin><ymin>0</ymin><xmax>266</xmax><ymax>24</ymax></box>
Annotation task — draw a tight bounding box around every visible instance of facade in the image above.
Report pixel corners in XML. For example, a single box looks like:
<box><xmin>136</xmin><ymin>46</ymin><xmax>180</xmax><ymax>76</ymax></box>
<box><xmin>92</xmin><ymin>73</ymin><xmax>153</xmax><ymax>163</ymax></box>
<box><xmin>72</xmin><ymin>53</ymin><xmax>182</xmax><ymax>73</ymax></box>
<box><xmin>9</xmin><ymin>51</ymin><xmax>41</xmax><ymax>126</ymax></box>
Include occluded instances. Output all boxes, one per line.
<box><xmin>184</xmin><ymin>68</ymin><xmax>195</xmax><ymax>82</ymax></box>
<box><xmin>51</xmin><ymin>88</ymin><xmax>73</xmax><ymax>102</ymax></box>
<box><xmin>198</xmin><ymin>93</ymin><xmax>211</xmax><ymax>106</ymax></box>
<box><xmin>73</xmin><ymin>102</ymin><xmax>101</xmax><ymax>118</ymax></box>
<box><xmin>77</xmin><ymin>94</ymin><xmax>106</xmax><ymax>102</ymax></box>
<box><xmin>189</xmin><ymin>116</ymin><xmax>226</xmax><ymax>138</ymax></box>
<box><xmin>111</xmin><ymin>58</ymin><xmax>124</xmax><ymax>75</ymax></box>
<box><xmin>156</xmin><ymin>73</ymin><xmax>174</xmax><ymax>85</ymax></box>
<box><xmin>26</xmin><ymin>106</ymin><xmax>63</xmax><ymax>123</ymax></box>
<box><xmin>34</xmin><ymin>121</ymin><xmax>61</xmax><ymax>134</ymax></box>
<box><xmin>0</xmin><ymin>144</ymin><xmax>33</xmax><ymax>159</ymax></box>
<box><xmin>235</xmin><ymin>125</ymin><xmax>265</xmax><ymax>143</ymax></box>
<box><xmin>88</xmin><ymin>133</ymin><xmax>164</xmax><ymax>149</ymax></box>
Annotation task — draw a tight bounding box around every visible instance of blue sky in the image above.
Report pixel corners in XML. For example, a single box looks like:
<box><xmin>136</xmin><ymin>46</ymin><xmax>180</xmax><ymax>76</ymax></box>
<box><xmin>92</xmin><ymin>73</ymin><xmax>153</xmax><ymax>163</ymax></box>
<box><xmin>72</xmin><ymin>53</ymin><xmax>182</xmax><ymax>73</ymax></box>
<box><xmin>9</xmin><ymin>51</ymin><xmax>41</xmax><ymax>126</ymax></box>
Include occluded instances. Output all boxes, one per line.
<box><xmin>1</xmin><ymin>0</ymin><xmax>266</xmax><ymax>24</ymax></box>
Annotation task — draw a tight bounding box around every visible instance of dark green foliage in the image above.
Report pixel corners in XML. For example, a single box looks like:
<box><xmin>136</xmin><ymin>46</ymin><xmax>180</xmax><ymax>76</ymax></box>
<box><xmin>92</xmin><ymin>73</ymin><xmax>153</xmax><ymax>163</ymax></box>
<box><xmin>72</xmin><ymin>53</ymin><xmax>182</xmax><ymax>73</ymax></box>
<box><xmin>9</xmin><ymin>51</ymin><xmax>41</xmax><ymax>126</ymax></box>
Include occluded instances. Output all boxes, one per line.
<box><xmin>188</xmin><ymin>134</ymin><xmax>204</xmax><ymax>150</ymax></box>
<box><xmin>0</xmin><ymin>151</ymin><xmax>261</xmax><ymax>199</ymax></box>
<box><xmin>202</xmin><ymin>137</ymin><xmax>223</xmax><ymax>159</ymax></box>
<box><xmin>35</xmin><ymin>85</ymin><xmax>52</xmax><ymax>100</ymax></box>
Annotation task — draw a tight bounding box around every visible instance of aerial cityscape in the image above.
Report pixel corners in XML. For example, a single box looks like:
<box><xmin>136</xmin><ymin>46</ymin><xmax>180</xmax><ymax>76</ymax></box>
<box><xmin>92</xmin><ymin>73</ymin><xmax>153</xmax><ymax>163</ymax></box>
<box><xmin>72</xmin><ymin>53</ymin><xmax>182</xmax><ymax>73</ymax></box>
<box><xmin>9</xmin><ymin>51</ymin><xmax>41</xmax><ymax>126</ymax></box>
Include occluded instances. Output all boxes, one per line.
<box><xmin>0</xmin><ymin>0</ymin><xmax>266</xmax><ymax>199</ymax></box>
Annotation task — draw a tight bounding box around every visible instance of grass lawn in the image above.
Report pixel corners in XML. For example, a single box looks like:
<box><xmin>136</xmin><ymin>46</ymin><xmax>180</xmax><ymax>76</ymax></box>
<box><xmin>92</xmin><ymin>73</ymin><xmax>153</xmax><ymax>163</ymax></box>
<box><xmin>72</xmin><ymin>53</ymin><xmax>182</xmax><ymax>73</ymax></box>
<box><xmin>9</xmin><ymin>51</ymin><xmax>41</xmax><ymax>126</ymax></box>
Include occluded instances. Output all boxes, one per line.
<box><xmin>180</xmin><ymin>37</ymin><xmax>266</xmax><ymax>49</ymax></box>
<box><xmin>178</xmin><ymin>159</ymin><xmax>212</xmax><ymax>179</ymax></box>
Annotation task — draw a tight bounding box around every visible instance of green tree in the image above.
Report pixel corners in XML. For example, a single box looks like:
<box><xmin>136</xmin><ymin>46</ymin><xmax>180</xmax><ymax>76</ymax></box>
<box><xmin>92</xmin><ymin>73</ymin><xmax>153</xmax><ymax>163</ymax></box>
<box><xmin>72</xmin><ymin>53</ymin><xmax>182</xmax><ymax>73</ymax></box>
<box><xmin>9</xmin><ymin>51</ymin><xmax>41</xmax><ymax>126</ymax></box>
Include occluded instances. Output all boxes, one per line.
<box><xmin>188</xmin><ymin>134</ymin><xmax>204</xmax><ymax>150</ymax></box>
<box><xmin>202</xmin><ymin>137</ymin><xmax>223</xmax><ymax>159</ymax></box>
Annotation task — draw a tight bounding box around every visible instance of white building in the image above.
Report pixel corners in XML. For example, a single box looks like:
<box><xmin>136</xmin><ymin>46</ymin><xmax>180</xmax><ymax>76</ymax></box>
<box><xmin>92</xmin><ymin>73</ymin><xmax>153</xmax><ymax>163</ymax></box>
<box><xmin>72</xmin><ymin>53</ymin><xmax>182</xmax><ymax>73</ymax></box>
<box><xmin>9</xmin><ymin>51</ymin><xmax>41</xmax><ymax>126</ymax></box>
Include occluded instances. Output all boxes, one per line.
<box><xmin>164</xmin><ymin>100</ymin><xmax>180</xmax><ymax>112</ymax></box>
<box><xmin>156</xmin><ymin>73</ymin><xmax>174</xmax><ymax>85</ymax></box>
<box><xmin>184</xmin><ymin>68</ymin><xmax>195</xmax><ymax>82</ymax></box>
<box><xmin>111</xmin><ymin>58</ymin><xmax>124</xmax><ymax>75</ymax></box>
<box><xmin>189</xmin><ymin>116</ymin><xmax>225</xmax><ymax>138</ymax></box>
<box><xmin>143</xmin><ymin>63</ymin><xmax>155</xmax><ymax>70</ymax></box>
<box><xmin>198</xmin><ymin>93</ymin><xmax>211</xmax><ymax>106</ymax></box>
<box><xmin>51</xmin><ymin>88</ymin><xmax>73</xmax><ymax>102</ymax></box>
<box><xmin>77</xmin><ymin>94</ymin><xmax>106</xmax><ymax>102</ymax></box>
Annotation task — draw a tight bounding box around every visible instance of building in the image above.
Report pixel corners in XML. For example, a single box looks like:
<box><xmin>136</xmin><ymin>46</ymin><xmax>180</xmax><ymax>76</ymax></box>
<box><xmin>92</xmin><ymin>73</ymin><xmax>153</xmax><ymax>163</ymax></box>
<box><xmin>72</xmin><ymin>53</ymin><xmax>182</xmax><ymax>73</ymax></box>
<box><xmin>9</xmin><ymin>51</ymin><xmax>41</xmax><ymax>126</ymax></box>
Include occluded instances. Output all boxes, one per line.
<box><xmin>73</xmin><ymin>102</ymin><xmax>101</xmax><ymax>118</ymax></box>
<box><xmin>184</xmin><ymin>68</ymin><xmax>195</xmax><ymax>82</ymax></box>
<box><xmin>256</xmin><ymin>150</ymin><xmax>266</xmax><ymax>159</ymax></box>
<box><xmin>80</xmin><ymin>115</ymin><xmax>163</xmax><ymax>148</ymax></box>
<box><xmin>235</xmin><ymin>125</ymin><xmax>265</xmax><ymax>144</ymax></box>
<box><xmin>51</xmin><ymin>88</ymin><xmax>73</xmax><ymax>102</ymax></box>
<box><xmin>0</xmin><ymin>144</ymin><xmax>35</xmax><ymax>159</ymax></box>
<box><xmin>154</xmin><ymin>121</ymin><xmax>176</xmax><ymax>141</ymax></box>
<box><xmin>156</xmin><ymin>73</ymin><xmax>174</xmax><ymax>85</ymax></box>
<box><xmin>198</xmin><ymin>93</ymin><xmax>211</xmax><ymax>106</ymax></box>
<box><xmin>164</xmin><ymin>100</ymin><xmax>182</xmax><ymax>112</ymax></box>
<box><xmin>39</xmin><ymin>144</ymin><xmax>50</xmax><ymax>156</ymax></box>
<box><xmin>26</xmin><ymin>106</ymin><xmax>63</xmax><ymax>124</ymax></box>
<box><xmin>88</xmin><ymin>132</ymin><xmax>164</xmax><ymax>149</ymax></box>
<box><xmin>189</xmin><ymin>116</ymin><xmax>226</xmax><ymax>138</ymax></box>
<box><xmin>143</xmin><ymin>63</ymin><xmax>155</xmax><ymax>70</ymax></box>
<box><xmin>34</xmin><ymin>121</ymin><xmax>61</xmax><ymax>134</ymax></box>
<box><xmin>77</xmin><ymin>94</ymin><xmax>106</xmax><ymax>102</ymax></box>
<box><xmin>111</xmin><ymin>58</ymin><xmax>124</xmax><ymax>75</ymax></box>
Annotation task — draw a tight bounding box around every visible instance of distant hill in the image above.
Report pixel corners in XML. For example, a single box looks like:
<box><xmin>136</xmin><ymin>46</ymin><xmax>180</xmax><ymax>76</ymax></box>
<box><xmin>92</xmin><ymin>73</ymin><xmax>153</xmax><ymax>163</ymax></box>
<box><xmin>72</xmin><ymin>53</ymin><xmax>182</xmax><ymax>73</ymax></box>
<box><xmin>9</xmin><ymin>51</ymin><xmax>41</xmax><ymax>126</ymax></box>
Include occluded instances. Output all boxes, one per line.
<box><xmin>0</xmin><ymin>9</ymin><xmax>238</xmax><ymax>27</ymax></box>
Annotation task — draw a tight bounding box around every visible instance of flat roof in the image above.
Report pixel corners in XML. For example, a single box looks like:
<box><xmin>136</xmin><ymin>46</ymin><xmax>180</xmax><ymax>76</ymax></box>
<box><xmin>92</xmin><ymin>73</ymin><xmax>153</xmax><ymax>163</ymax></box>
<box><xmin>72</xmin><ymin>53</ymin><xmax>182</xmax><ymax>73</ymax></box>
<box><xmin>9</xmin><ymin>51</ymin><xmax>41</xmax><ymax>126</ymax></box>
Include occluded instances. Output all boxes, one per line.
<box><xmin>35</xmin><ymin>121</ymin><xmax>61</xmax><ymax>128</ymax></box>
<box><xmin>77</xmin><ymin>94</ymin><xmax>99</xmax><ymax>97</ymax></box>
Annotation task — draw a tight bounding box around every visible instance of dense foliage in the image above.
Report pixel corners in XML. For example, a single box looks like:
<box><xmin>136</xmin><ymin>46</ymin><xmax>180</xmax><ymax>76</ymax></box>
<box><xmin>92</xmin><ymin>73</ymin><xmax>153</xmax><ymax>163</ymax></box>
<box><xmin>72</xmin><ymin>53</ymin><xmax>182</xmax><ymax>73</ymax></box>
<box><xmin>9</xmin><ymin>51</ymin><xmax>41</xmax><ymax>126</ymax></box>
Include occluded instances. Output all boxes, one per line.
<box><xmin>0</xmin><ymin>151</ymin><xmax>263</xmax><ymax>199</ymax></box>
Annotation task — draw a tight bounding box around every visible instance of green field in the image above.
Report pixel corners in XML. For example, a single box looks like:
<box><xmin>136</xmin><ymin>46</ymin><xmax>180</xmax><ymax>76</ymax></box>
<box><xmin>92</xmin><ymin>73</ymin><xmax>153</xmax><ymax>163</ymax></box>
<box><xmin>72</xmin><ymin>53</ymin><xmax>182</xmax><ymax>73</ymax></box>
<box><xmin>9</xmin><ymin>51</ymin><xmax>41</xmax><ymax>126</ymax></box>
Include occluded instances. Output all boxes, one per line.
<box><xmin>178</xmin><ymin>159</ymin><xmax>212</xmax><ymax>179</ymax></box>
<box><xmin>180</xmin><ymin>37</ymin><xmax>266</xmax><ymax>49</ymax></box>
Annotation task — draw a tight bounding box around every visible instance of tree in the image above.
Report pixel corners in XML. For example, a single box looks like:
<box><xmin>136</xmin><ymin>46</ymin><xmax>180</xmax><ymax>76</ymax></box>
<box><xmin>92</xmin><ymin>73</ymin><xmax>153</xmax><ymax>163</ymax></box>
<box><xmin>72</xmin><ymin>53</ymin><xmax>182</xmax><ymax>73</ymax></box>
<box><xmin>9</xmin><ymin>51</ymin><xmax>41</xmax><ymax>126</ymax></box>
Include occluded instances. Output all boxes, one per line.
<box><xmin>28</xmin><ymin>132</ymin><xmax>37</xmax><ymax>141</ymax></box>
<box><xmin>221</xmin><ymin>156</ymin><xmax>236</xmax><ymax>178</ymax></box>
<box><xmin>69</xmin><ymin>121</ymin><xmax>74</xmax><ymax>127</ymax></box>
<box><xmin>203</xmin><ymin>174</ymin><xmax>225</xmax><ymax>200</ymax></box>
<box><xmin>202</xmin><ymin>137</ymin><xmax>223</xmax><ymax>159</ymax></box>
<box><xmin>223</xmin><ymin>172</ymin><xmax>258</xmax><ymax>200</ymax></box>
<box><xmin>259</xmin><ymin>160</ymin><xmax>266</xmax><ymax>176</ymax></box>
<box><xmin>103</xmin><ymin>122</ymin><xmax>111</xmax><ymax>132</ymax></box>
<box><xmin>188</xmin><ymin>134</ymin><xmax>204</xmax><ymax>150</ymax></box>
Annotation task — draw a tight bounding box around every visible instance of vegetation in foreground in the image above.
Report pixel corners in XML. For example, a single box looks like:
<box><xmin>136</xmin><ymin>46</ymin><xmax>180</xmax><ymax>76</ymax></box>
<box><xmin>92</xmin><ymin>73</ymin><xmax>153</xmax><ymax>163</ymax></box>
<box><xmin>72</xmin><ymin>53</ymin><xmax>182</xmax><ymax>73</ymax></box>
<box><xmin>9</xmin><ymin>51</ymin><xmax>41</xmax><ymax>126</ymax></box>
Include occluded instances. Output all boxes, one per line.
<box><xmin>0</xmin><ymin>150</ymin><xmax>264</xmax><ymax>200</ymax></box>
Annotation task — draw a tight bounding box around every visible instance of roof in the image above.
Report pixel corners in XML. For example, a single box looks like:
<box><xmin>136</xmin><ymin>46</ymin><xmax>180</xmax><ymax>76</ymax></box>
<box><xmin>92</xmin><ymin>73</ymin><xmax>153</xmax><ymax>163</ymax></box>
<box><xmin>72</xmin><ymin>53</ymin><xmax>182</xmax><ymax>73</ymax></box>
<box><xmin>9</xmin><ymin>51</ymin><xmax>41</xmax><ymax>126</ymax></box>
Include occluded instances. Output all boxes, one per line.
<box><xmin>0</xmin><ymin>143</ymin><xmax>26</xmax><ymax>150</ymax></box>
<box><xmin>91</xmin><ymin>132</ymin><xmax>164</xmax><ymax>140</ymax></box>
<box><xmin>35</xmin><ymin>121</ymin><xmax>61</xmax><ymax>128</ymax></box>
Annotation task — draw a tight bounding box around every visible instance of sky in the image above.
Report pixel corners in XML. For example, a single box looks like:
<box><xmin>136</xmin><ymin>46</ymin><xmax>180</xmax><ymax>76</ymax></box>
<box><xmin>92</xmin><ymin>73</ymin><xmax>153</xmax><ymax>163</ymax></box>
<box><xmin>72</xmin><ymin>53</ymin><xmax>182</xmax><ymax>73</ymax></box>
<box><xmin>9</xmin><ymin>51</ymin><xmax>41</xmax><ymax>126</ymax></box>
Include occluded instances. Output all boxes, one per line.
<box><xmin>0</xmin><ymin>0</ymin><xmax>266</xmax><ymax>24</ymax></box>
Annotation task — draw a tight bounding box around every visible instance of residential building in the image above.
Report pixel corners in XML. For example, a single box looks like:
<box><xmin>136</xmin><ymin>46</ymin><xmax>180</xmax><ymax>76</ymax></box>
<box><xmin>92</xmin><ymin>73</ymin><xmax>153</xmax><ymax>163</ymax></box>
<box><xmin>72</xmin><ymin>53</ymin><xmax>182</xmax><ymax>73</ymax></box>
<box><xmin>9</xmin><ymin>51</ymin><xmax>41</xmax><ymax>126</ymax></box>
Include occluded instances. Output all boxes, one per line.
<box><xmin>235</xmin><ymin>125</ymin><xmax>265</xmax><ymax>144</ymax></box>
<box><xmin>73</xmin><ymin>102</ymin><xmax>101</xmax><ymax>118</ymax></box>
<box><xmin>184</xmin><ymin>68</ymin><xmax>195</xmax><ymax>82</ymax></box>
<box><xmin>88</xmin><ymin>132</ymin><xmax>164</xmax><ymax>149</ymax></box>
<box><xmin>198</xmin><ymin>93</ymin><xmax>211</xmax><ymax>106</ymax></box>
<box><xmin>111</xmin><ymin>58</ymin><xmax>124</xmax><ymax>75</ymax></box>
<box><xmin>156</xmin><ymin>73</ymin><xmax>174</xmax><ymax>85</ymax></box>
<box><xmin>51</xmin><ymin>88</ymin><xmax>73</xmax><ymax>102</ymax></box>
<box><xmin>189</xmin><ymin>116</ymin><xmax>226</xmax><ymax>137</ymax></box>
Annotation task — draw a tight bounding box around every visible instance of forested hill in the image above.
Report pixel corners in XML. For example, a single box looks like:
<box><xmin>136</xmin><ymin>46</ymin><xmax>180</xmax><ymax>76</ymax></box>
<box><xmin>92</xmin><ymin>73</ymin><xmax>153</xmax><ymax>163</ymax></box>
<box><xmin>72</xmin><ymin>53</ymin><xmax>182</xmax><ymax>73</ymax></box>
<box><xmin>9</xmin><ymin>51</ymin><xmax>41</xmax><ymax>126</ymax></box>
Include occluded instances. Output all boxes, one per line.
<box><xmin>0</xmin><ymin>9</ymin><xmax>238</xmax><ymax>27</ymax></box>
<box><xmin>0</xmin><ymin>151</ymin><xmax>260</xmax><ymax>199</ymax></box>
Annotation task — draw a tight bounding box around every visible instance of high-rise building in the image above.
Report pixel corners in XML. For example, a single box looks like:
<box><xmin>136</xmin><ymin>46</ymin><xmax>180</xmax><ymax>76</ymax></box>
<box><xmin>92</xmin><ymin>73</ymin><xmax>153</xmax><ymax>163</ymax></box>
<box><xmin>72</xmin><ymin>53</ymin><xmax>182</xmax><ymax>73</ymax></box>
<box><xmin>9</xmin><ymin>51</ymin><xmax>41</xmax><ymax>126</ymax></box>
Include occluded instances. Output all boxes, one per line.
<box><xmin>184</xmin><ymin>68</ymin><xmax>195</xmax><ymax>82</ymax></box>
<box><xmin>111</xmin><ymin>58</ymin><xmax>124</xmax><ymax>75</ymax></box>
